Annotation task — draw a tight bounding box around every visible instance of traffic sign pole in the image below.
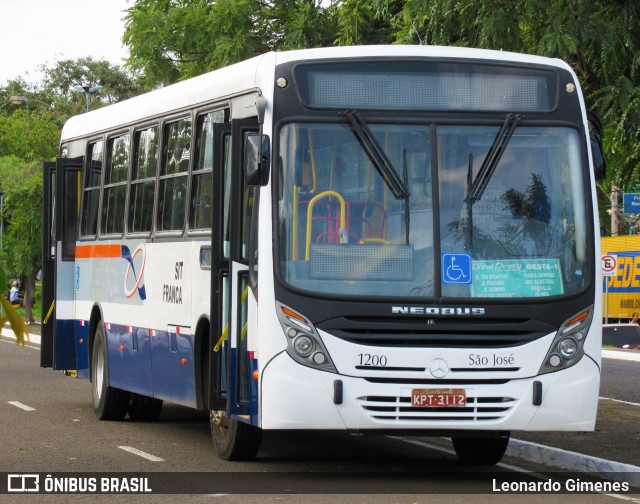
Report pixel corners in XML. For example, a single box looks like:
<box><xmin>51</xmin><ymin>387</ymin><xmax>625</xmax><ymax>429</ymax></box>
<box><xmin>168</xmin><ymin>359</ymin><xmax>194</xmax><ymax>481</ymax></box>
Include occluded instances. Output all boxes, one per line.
<box><xmin>605</xmin><ymin>281</ymin><xmax>608</xmax><ymax>324</ymax></box>
<box><xmin>601</xmin><ymin>254</ymin><xmax>618</xmax><ymax>324</ymax></box>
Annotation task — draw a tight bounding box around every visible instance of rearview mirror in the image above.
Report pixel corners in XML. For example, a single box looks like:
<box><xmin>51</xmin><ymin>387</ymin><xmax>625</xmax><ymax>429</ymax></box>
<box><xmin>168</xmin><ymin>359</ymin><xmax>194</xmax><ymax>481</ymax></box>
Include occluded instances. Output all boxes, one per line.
<box><xmin>587</xmin><ymin>111</ymin><xmax>606</xmax><ymax>180</ymax></box>
<box><xmin>244</xmin><ymin>133</ymin><xmax>270</xmax><ymax>186</ymax></box>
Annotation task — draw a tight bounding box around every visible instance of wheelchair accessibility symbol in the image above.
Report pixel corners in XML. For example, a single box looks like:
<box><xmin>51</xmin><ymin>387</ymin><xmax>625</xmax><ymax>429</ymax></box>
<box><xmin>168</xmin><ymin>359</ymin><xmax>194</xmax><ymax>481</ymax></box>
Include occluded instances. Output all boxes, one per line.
<box><xmin>442</xmin><ymin>253</ymin><xmax>472</xmax><ymax>284</ymax></box>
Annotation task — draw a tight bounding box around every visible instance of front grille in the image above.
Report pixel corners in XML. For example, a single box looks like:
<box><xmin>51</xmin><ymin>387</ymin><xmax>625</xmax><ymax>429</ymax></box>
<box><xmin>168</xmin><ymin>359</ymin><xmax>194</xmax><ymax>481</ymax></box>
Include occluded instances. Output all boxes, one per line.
<box><xmin>358</xmin><ymin>395</ymin><xmax>516</xmax><ymax>422</ymax></box>
<box><xmin>364</xmin><ymin>378</ymin><xmax>512</xmax><ymax>385</ymax></box>
<box><xmin>318</xmin><ymin>316</ymin><xmax>556</xmax><ymax>348</ymax></box>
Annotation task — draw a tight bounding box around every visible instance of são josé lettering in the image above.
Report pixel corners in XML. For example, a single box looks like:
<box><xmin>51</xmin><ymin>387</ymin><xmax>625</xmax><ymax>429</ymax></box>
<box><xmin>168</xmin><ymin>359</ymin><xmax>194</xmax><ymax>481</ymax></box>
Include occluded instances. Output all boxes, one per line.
<box><xmin>469</xmin><ymin>352</ymin><xmax>515</xmax><ymax>366</ymax></box>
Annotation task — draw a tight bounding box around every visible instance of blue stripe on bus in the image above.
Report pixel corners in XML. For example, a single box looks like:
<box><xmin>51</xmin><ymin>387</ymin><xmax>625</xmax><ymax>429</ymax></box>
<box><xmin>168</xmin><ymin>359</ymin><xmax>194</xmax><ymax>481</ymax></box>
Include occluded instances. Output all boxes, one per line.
<box><xmin>104</xmin><ymin>322</ymin><xmax>196</xmax><ymax>406</ymax></box>
<box><xmin>249</xmin><ymin>357</ymin><xmax>259</xmax><ymax>426</ymax></box>
<box><xmin>74</xmin><ymin>321</ymin><xmax>90</xmax><ymax>380</ymax></box>
<box><xmin>73</xmin><ymin>319</ymin><xmax>260</xmax><ymax>420</ymax></box>
<box><xmin>53</xmin><ymin>319</ymin><xmax>76</xmax><ymax>371</ymax></box>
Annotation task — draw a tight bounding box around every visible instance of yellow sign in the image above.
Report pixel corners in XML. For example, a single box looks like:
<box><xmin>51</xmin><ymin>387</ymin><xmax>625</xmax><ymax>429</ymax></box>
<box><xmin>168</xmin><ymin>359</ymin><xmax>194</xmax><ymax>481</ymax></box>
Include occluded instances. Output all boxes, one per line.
<box><xmin>602</xmin><ymin>235</ymin><xmax>640</xmax><ymax>319</ymax></box>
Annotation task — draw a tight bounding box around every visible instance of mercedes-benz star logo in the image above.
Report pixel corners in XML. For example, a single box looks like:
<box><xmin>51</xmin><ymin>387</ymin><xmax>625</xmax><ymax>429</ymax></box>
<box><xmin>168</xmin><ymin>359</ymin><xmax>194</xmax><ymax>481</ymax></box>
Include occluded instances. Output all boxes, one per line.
<box><xmin>428</xmin><ymin>358</ymin><xmax>449</xmax><ymax>378</ymax></box>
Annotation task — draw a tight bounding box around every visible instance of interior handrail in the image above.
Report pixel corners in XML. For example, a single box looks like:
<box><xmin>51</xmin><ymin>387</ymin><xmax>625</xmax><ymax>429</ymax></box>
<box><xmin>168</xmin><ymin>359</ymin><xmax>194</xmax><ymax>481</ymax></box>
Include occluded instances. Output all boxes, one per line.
<box><xmin>305</xmin><ymin>190</ymin><xmax>346</xmax><ymax>261</ymax></box>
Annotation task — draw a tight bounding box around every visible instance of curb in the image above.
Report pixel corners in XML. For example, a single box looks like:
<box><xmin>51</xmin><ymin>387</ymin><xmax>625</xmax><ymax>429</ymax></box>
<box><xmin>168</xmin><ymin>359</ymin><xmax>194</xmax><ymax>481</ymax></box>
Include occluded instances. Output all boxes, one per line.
<box><xmin>0</xmin><ymin>327</ymin><xmax>41</xmax><ymax>347</ymax></box>
<box><xmin>507</xmin><ymin>439</ymin><xmax>640</xmax><ymax>486</ymax></box>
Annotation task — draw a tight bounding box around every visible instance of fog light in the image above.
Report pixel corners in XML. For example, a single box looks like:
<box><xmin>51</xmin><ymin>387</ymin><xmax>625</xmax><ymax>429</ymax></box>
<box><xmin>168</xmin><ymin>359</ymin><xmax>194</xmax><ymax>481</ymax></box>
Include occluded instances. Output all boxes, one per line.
<box><xmin>312</xmin><ymin>352</ymin><xmax>326</xmax><ymax>365</ymax></box>
<box><xmin>549</xmin><ymin>354</ymin><xmax>562</xmax><ymax>367</ymax></box>
<box><xmin>558</xmin><ymin>338</ymin><xmax>578</xmax><ymax>359</ymax></box>
<box><xmin>293</xmin><ymin>335</ymin><xmax>314</xmax><ymax>356</ymax></box>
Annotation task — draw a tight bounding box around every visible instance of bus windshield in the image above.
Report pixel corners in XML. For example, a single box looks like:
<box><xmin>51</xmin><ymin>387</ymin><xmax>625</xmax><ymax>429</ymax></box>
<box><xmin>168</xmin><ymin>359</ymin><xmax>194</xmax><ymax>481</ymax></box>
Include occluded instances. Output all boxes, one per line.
<box><xmin>276</xmin><ymin>122</ymin><xmax>588</xmax><ymax>299</ymax></box>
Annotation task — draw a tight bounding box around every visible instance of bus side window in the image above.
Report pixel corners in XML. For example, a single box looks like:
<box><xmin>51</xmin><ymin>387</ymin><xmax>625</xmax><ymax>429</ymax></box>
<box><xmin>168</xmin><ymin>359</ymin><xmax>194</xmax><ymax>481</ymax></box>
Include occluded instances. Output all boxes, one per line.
<box><xmin>191</xmin><ymin>111</ymin><xmax>225</xmax><ymax>231</ymax></box>
<box><xmin>102</xmin><ymin>134</ymin><xmax>129</xmax><ymax>236</ymax></box>
<box><xmin>130</xmin><ymin>126</ymin><xmax>159</xmax><ymax>234</ymax></box>
<box><xmin>158</xmin><ymin>117</ymin><xmax>191</xmax><ymax>232</ymax></box>
<box><xmin>81</xmin><ymin>140</ymin><xmax>103</xmax><ymax>237</ymax></box>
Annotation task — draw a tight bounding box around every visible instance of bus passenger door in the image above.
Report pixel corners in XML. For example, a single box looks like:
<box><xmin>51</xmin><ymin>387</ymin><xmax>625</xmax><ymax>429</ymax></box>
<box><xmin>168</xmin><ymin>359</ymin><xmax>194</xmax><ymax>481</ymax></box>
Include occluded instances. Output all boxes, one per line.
<box><xmin>41</xmin><ymin>157</ymin><xmax>82</xmax><ymax>370</ymax></box>
<box><xmin>210</xmin><ymin>122</ymin><xmax>232</xmax><ymax>410</ymax></box>
<box><xmin>210</xmin><ymin>118</ymin><xmax>259</xmax><ymax>424</ymax></box>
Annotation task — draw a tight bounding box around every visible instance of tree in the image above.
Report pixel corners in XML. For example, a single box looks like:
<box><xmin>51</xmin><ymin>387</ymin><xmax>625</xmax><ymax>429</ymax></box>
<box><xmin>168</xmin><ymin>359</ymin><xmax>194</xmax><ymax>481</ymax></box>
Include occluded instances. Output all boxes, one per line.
<box><xmin>0</xmin><ymin>109</ymin><xmax>59</xmax><ymax>162</ymax></box>
<box><xmin>0</xmin><ymin>57</ymin><xmax>144</xmax><ymax>329</ymax></box>
<box><xmin>0</xmin><ymin>157</ymin><xmax>43</xmax><ymax>324</ymax></box>
<box><xmin>333</xmin><ymin>0</ymin><xmax>397</xmax><ymax>46</ymax></box>
<box><xmin>123</xmin><ymin>0</ymin><xmax>340</xmax><ymax>87</ymax></box>
<box><xmin>39</xmin><ymin>56</ymin><xmax>148</xmax><ymax>117</ymax></box>
<box><xmin>0</xmin><ymin>57</ymin><xmax>147</xmax><ymax>126</ymax></box>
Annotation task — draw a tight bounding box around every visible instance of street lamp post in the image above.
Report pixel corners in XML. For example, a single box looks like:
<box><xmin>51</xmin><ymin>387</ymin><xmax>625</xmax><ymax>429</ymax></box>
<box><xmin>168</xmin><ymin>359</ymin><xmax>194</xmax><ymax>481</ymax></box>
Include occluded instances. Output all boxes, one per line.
<box><xmin>73</xmin><ymin>84</ymin><xmax>103</xmax><ymax>112</ymax></box>
<box><xmin>8</xmin><ymin>95</ymin><xmax>52</xmax><ymax>108</ymax></box>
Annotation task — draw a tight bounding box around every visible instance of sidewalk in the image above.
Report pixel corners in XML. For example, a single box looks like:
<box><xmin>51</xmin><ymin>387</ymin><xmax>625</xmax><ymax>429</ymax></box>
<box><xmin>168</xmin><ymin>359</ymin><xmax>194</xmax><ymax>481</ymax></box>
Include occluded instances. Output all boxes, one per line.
<box><xmin>508</xmin><ymin>348</ymin><xmax>640</xmax><ymax>480</ymax></box>
<box><xmin>2</xmin><ymin>322</ymin><xmax>639</xmax><ymax>483</ymax></box>
<box><xmin>1</xmin><ymin>322</ymin><xmax>41</xmax><ymax>347</ymax></box>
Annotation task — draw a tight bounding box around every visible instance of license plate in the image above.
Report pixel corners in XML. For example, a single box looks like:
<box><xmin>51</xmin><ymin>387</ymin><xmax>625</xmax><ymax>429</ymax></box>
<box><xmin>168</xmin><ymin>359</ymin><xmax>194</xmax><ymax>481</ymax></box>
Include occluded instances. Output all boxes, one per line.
<box><xmin>411</xmin><ymin>388</ymin><xmax>466</xmax><ymax>407</ymax></box>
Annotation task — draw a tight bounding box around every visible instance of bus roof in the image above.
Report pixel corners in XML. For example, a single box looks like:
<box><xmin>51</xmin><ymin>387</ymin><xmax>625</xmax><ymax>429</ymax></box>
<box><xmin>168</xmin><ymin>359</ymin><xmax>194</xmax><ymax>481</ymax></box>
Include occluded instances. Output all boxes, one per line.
<box><xmin>60</xmin><ymin>45</ymin><xmax>571</xmax><ymax>143</ymax></box>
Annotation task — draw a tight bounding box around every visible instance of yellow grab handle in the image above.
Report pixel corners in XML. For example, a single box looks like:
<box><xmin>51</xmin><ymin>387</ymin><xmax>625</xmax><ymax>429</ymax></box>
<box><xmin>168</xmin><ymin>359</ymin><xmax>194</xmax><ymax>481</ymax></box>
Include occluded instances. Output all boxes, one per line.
<box><xmin>213</xmin><ymin>286</ymin><xmax>250</xmax><ymax>351</ymax></box>
<box><xmin>43</xmin><ymin>300</ymin><xmax>55</xmax><ymax>325</ymax></box>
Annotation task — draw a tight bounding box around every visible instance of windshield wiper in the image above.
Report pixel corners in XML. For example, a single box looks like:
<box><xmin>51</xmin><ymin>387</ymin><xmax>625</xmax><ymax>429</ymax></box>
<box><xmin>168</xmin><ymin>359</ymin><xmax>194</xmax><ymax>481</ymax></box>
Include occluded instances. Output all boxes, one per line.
<box><xmin>465</xmin><ymin>113</ymin><xmax>523</xmax><ymax>204</ymax></box>
<box><xmin>342</xmin><ymin>110</ymin><xmax>410</xmax><ymax>200</ymax></box>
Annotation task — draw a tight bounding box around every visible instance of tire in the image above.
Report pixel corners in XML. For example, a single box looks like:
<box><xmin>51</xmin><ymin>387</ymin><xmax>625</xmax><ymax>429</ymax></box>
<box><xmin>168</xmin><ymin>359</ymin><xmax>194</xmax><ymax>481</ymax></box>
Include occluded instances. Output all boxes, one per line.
<box><xmin>128</xmin><ymin>393</ymin><xmax>163</xmax><ymax>422</ymax></box>
<box><xmin>210</xmin><ymin>410</ymin><xmax>262</xmax><ymax>461</ymax></box>
<box><xmin>451</xmin><ymin>433</ymin><xmax>510</xmax><ymax>465</ymax></box>
<box><xmin>91</xmin><ymin>322</ymin><xmax>130</xmax><ymax>420</ymax></box>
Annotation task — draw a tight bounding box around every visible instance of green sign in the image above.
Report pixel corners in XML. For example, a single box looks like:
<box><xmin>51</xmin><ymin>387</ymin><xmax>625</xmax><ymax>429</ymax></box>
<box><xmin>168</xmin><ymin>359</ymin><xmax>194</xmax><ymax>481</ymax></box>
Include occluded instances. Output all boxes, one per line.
<box><xmin>471</xmin><ymin>259</ymin><xmax>564</xmax><ymax>298</ymax></box>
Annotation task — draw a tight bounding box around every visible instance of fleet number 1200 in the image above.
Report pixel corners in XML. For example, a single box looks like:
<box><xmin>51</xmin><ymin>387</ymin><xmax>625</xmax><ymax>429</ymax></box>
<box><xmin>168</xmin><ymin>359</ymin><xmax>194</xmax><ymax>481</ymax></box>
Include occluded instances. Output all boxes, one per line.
<box><xmin>358</xmin><ymin>354</ymin><xmax>388</xmax><ymax>366</ymax></box>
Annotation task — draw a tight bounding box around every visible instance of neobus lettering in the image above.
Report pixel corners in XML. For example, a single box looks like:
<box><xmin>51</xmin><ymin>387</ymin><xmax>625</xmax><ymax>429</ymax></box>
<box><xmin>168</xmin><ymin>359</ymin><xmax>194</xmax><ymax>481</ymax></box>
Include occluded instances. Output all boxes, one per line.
<box><xmin>392</xmin><ymin>306</ymin><xmax>486</xmax><ymax>316</ymax></box>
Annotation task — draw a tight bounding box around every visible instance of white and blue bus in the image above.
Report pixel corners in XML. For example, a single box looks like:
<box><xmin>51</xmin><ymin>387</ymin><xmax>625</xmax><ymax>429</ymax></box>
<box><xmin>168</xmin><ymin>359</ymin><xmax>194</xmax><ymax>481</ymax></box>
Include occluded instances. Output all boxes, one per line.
<box><xmin>41</xmin><ymin>45</ymin><xmax>605</xmax><ymax>464</ymax></box>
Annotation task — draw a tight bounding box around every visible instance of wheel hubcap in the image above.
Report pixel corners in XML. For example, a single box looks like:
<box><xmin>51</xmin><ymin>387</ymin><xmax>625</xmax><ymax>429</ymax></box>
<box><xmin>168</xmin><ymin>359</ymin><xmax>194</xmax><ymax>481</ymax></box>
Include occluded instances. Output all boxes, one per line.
<box><xmin>211</xmin><ymin>410</ymin><xmax>229</xmax><ymax>437</ymax></box>
<box><xmin>94</xmin><ymin>340</ymin><xmax>104</xmax><ymax>399</ymax></box>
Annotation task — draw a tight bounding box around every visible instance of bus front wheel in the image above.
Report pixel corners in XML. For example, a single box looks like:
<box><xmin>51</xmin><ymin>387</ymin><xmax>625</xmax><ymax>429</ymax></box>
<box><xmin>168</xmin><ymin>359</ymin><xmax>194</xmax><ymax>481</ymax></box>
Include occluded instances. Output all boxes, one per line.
<box><xmin>210</xmin><ymin>410</ymin><xmax>262</xmax><ymax>461</ymax></box>
<box><xmin>91</xmin><ymin>322</ymin><xmax>130</xmax><ymax>420</ymax></box>
<box><xmin>451</xmin><ymin>433</ymin><xmax>510</xmax><ymax>465</ymax></box>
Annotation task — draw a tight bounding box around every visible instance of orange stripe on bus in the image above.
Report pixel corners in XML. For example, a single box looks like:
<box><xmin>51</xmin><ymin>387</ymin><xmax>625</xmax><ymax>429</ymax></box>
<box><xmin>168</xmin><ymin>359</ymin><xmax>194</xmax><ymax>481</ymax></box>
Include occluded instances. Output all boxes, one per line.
<box><xmin>75</xmin><ymin>244</ymin><xmax>122</xmax><ymax>259</ymax></box>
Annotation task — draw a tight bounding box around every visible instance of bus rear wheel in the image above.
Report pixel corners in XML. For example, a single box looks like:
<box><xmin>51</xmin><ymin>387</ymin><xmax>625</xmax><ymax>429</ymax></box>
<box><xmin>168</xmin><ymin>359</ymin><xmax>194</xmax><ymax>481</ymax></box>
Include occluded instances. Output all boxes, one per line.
<box><xmin>451</xmin><ymin>433</ymin><xmax>510</xmax><ymax>465</ymax></box>
<box><xmin>91</xmin><ymin>322</ymin><xmax>130</xmax><ymax>420</ymax></box>
<box><xmin>210</xmin><ymin>410</ymin><xmax>262</xmax><ymax>461</ymax></box>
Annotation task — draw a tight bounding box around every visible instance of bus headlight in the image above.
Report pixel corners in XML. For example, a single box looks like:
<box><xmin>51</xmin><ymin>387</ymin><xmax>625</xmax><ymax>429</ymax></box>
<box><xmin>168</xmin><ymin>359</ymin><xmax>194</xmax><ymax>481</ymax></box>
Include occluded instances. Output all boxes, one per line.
<box><xmin>293</xmin><ymin>335</ymin><xmax>314</xmax><ymax>356</ymax></box>
<box><xmin>558</xmin><ymin>338</ymin><xmax>578</xmax><ymax>359</ymax></box>
<box><xmin>277</xmin><ymin>302</ymin><xmax>337</xmax><ymax>373</ymax></box>
<box><xmin>538</xmin><ymin>306</ymin><xmax>593</xmax><ymax>375</ymax></box>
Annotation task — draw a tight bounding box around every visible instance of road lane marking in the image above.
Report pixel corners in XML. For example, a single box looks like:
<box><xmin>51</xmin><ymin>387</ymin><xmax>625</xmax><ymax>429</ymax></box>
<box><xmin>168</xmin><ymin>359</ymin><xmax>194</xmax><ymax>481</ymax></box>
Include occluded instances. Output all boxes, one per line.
<box><xmin>600</xmin><ymin>396</ymin><xmax>640</xmax><ymax>407</ymax></box>
<box><xmin>118</xmin><ymin>446</ymin><xmax>164</xmax><ymax>462</ymax></box>
<box><xmin>8</xmin><ymin>401</ymin><xmax>36</xmax><ymax>411</ymax></box>
<box><xmin>605</xmin><ymin>493</ymin><xmax>640</xmax><ymax>503</ymax></box>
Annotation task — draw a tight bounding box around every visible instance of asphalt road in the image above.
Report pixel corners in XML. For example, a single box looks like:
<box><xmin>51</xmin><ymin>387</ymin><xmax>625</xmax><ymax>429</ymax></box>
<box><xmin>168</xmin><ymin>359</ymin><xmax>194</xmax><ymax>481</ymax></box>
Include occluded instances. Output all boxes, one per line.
<box><xmin>600</xmin><ymin>357</ymin><xmax>640</xmax><ymax>404</ymax></box>
<box><xmin>0</xmin><ymin>340</ymin><xmax>638</xmax><ymax>503</ymax></box>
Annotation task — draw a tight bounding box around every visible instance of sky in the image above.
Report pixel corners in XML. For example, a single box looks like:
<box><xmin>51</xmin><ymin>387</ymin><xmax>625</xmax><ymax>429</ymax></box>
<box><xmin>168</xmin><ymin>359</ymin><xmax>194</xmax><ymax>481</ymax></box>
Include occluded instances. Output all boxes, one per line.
<box><xmin>0</xmin><ymin>0</ymin><xmax>131</xmax><ymax>86</ymax></box>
